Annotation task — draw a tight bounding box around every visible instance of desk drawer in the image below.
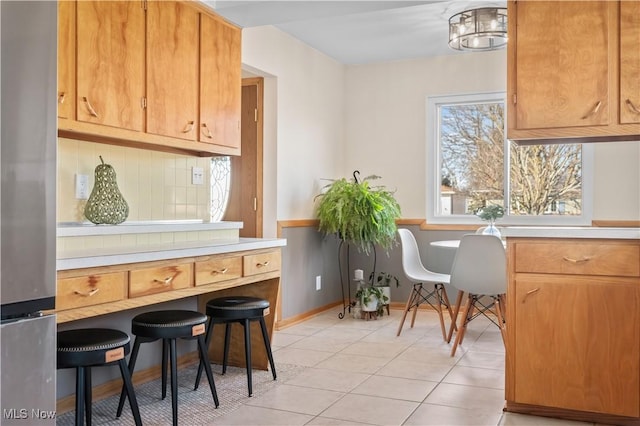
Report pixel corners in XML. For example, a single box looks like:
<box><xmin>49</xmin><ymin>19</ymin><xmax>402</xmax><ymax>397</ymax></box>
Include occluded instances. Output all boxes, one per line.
<box><xmin>515</xmin><ymin>242</ymin><xmax>640</xmax><ymax>277</ymax></box>
<box><xmin>129</xmin><ymin>263</ymin><xmax>193</xmax><ymax>298</ymax></box>
<box><xmin>195</xmin><ymin>256</ymin><xmax>242</xmax><ymax>286</ymax></box>
<box><xmin>57</xmin><ymin>272</ymin><xmax>127</xmax><ymax>310</ymax></box>
<box><xmin>243</xmin><ymin>250</ymin><xmax>280</xmax><ymax>276</ymax></box>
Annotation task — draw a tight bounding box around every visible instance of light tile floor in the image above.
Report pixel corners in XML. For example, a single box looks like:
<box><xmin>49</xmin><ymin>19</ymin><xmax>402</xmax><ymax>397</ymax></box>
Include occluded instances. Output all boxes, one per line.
<box><xmin>214</xmin><ymin>307</ymin><xmax>596</xmax><ymax>426</ymax></box>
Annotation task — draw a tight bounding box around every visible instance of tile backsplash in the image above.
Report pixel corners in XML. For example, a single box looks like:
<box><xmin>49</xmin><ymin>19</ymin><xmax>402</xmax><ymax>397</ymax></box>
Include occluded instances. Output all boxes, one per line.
<box><xmin>58</xmin><ymin>138</ymin><xmax>212</xmax><ymax>223</ymax></box>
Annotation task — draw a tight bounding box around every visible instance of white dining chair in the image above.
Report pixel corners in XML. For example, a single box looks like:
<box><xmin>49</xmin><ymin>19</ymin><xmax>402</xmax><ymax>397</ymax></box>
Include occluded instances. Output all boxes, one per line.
<box><xmin>397</xmin><ymin>229</ymin><xmax>455</xmax><ymax>340</ymax></box>
<box><xmin>448</xmin><ymin>234</ymin><xmax>507</xmax><ymax>357</ymax></box>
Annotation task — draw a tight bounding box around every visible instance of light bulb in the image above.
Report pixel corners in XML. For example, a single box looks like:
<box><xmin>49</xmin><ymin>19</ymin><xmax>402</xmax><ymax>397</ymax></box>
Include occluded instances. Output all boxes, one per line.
<box><xmin>473</xmin><ymin>37</ymin><xmax>479</xmax><ymax>47</ymax></box>
<box><xmin>490</xmin><ymin>19</ymin><xmax>497</xmax><ymax>30</ymax></box>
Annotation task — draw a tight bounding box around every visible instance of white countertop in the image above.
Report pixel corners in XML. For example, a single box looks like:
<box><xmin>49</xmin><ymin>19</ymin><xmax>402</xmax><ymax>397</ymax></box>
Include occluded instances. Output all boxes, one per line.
<box><xmin>57</xmin><ymin>220</ymin><xmax>243</xmax><ymax>237</ymax></box>
<box><xmin>501</xmin><ymin>226</ymin><xmax>640</xmax><ymax>239</ymax></box>
<box><xmin>57</xmin><ymin>237</ymin><xmax>286</xmax><ymax>270</ymax></box>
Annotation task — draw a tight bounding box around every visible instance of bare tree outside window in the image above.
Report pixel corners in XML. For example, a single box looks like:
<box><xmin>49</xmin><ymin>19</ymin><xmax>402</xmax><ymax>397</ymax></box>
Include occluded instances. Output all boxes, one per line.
<box><xmin>437</xmin><ymin>100</ymin><xmax>582</xmax><ymax>218</ymax></box>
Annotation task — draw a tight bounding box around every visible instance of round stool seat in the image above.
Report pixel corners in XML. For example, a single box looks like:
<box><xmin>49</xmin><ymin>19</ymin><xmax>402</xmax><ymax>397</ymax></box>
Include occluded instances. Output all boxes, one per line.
<box><xmin>206</xmin><ymin>296</ymin><xmax>270</xmax><ymax>320</ymax></box>
<box><xmin>58</xmin><ymin>328</ymin><xmax>131</xmax><ymax>368</ymax></box>
<box><xmin>132</xmin><ymin>310</ymin><xmax>208</xmax><ymax>339</ymax></box>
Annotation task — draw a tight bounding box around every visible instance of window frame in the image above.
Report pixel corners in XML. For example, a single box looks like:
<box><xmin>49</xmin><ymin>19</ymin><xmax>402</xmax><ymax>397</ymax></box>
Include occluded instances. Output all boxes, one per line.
<box><xmin>426</xmin><ymin>92</ymin><xmax>593</xmax><ymax>226</ymax></box>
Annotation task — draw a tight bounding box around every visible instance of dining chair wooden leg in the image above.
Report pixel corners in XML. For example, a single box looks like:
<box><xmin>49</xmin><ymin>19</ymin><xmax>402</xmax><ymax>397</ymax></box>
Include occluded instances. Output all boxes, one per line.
<box><xmin>446</xmin><ymin>290</ymin><xmax>464</xmax><ymax>343</ymax></box>
<box><xmin>450</xmin><ymin>294</ymin><xmax>474</xmax><ymax>357</ymax></box>
<box><xmin>409</xmin><ymin>284</ymin><xmax>422</xmax><ymax>329</ymax></box>
<box><xmin>397</xmin><ymin>284</ymin><xmax>418</xmax><ymax>336</ymax></box>
<box><xmin>440</xmin><ymin>285</ymin><xmax>457</xmax><ymax>339</ymax></box>
<box><xmin>434</xmin><ymin>285</ymin><xmax>447</xmax><ymax>341</ymax></box>
<box><xmin>495</xmin><ymin>294</ymin><xmax>507</xmax><ymax>347</ymax></box>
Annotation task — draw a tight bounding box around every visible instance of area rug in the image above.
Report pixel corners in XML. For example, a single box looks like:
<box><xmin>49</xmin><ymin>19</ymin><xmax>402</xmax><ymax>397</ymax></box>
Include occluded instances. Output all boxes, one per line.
<box><xmin>57</xmin><ymin>363</ymin><xmax>307</xmax><ymax>425</ymax></box>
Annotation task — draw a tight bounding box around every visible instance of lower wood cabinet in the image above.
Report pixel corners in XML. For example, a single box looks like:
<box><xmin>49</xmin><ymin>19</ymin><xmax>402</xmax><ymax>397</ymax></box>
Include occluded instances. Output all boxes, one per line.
<box><xmin>506</xmin><ymin>238</ymin><xmax>640</xmax><ymax>422</ymax></box>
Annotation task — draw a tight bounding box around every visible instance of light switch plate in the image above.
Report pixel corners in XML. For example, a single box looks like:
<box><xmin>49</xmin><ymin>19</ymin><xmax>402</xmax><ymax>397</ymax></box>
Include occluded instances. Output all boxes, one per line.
<box><xmin>192</xmin><ymin>167</ymin><xmax>204</xmax><ymax>185</ymax></box>
<box><xmin>75</xmin><ymin>174</ymin><xmax>89</xmax><ymax>199</ymax></box>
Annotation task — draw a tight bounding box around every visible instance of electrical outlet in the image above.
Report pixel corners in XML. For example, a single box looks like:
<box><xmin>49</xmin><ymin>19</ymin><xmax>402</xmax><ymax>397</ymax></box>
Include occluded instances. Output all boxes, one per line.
<box><xmin>315</xmin><ymin>275</ymin><xmax>322</xmax><ymax>291</ymax></box>
<box><xmin>75</xmin><ymin>174</ymin><xmax>89</xmax><ymax>199</ymax></box>
<box><xmin>192</xmin><ymin>167</ymin><xmax>204</xmax><ymax>185</ymax></box>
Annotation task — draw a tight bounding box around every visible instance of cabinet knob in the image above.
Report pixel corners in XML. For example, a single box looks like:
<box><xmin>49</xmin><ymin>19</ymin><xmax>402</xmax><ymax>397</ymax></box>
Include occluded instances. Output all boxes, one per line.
<box><xmin>626</xmin><ymin>99</ymin><xmax>640</xmax><ymax>115</ymax></box>
<box><xmin>153</xmin><ymin>275</ymin><xmax>175</xmax><ymax>286</ymax></box>
<box><xmin>521</xmin><ymin>287</ymin><xmax>540</xmax><ymax>303</ymax></box>
<box><xmin>181</xmin><ymin>121</ymin><xmax>195</xmax><ymax>133</ymax></box>
<box><xmin>562</xmin><ymin>256</ymin><xmax>592</xmax><ymax>264</ymax></box>
<box><xmin>211</xmin><ymin>268</ymin><xmax>228</xmax><ymax>275</ymax></box>
<box><xmin>580</xmin><ymin>101</ymin><xmax>602</xmax><ymax>120</ymax></box>
<box><xmin>201</xmin><ymin>123</ymin><xmax>214</xmax><ymax>139</ymax></box>
<box><xmin>82</xmin><ymin>97</ymin><xmax>99</xmax><ymax>118</ymax></box>
<box><xmin>58</xmin><ymin>92</ymin><xmax>66</xmax><ymax>104</ymax></box>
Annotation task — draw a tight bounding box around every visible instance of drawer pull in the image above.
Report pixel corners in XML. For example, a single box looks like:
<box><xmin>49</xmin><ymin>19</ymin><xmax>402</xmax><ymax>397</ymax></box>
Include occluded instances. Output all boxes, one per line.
<box><xmin>153</xmin><ymin>275</ymin><xmax>176</xmax><ymax>286</ymax></box>
<box><xmin>562</xmin><ymin>256</ymin><xmax>592</xmax><ymax>264</ymax></box>
<box><xmin>522</xmin><ymin>287</ymin><xmax>540</xmax><ymax>303</ymax></box>
<box><xmin>581</xmin><ymin>100</ymin><xmax>602</xmax><ymax>120</ymax></box>
<box><xmin>74</xmin><ymin>288</ymin><xmax>99</xmax><ymax>297</ymax></box>
<box><xmin>256</xmin><ymin>261</ymin><xmax>270</xmax><ymax>268</ymax></box>
<box><xmin>211</xmin><ymin>268</ymin><xmax>228</xmax><ymax>275</ymax></box>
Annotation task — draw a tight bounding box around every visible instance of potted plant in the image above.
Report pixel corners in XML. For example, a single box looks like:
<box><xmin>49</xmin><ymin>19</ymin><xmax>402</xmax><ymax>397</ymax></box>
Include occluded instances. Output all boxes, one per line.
<box><xmin>354</xmin><ymin>285</ymin><xmax>388</xmax><ymax>319</ymax></box>
<box><xmin>369</xmin><ymin>271</ymin><xmax>399</xmax><ymax>316</ymax></box>
<box><xmin>315</xmin><ymin>171</ymin><xmax>401</xmax><ymax>255</ymax></box>
<box><xmin>476</xmin><ymin>204</ymin><xmax>504</xmax><ymax>237</ymax></box>
<box><xmin>315</xmin><ymin>171</ymin><xmax>401</xmax><ymax>319</ymax></box>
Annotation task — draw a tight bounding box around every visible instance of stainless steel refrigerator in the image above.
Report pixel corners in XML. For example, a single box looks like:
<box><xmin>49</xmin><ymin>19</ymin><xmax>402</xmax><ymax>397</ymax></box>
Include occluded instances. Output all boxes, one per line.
<box><xmin>1</xmin><ymin>2</ymin><xmax>57</xmax><ymax>424</ymax></box>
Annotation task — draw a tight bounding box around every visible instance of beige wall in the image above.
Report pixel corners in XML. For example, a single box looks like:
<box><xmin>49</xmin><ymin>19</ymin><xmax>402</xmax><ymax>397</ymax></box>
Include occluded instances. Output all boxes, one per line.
<box><xmin>242</xmin><ymin>26</ymin><xmax>346</xmax><ymax>222</ymax></box>
<box><xmin>344</xmin><ymin>51</ymin><xmax>640</xmax><ymax>222</ymax></box>
<box><xmin>57</xmin><ymin>138</ymin><xmax>212</xmax><ymax>223</ymax></box>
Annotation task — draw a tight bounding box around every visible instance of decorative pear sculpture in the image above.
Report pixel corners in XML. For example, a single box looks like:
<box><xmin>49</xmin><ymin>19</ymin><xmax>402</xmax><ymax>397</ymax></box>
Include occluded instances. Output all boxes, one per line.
<box><xmin>84</xmin><ymin>156</ymin><xmax>129</xmax><ymax>225</ymax></box>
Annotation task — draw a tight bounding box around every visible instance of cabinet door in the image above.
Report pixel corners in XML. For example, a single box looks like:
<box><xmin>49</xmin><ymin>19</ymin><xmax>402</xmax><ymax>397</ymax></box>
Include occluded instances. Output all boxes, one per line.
<box><xmin>513</xmin><ymin>1</ymin><xmax>610</xmax><ymax>130</ymax></box>
<box><xmin>76</xmin><ymin>1</ymin><xmax>145</xmax><ymax>131</ymax></box>
<box><xmin>513</xmin><ymin>275</ymin><xmax>640</xmax><ymax>417</ymax></box>
<box><xmin>620</xmin><ymin>1</ymin><xmax>640</xmax><ymax>124</ymax></box>
<box><xmin>146</xmin><ymin>1</ymin><xmax>199</xmax><ymax>140</ymax></box>
<box><xmin>200</xmin><ymin>13</ymin><xmax>241</xmax><ymax>150</ymax></box>
<box><xmin>58</xmin><ymin>1</ymin><xmax>75</xmax><ymax>120</ymax></box>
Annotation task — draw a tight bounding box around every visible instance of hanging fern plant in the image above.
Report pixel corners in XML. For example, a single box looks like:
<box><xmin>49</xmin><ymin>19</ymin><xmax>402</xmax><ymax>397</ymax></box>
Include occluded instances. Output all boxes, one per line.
<box><xmin>315</xmin><ymin>171</ymin><xmax>401</xmax><ymax>255</ymax></box>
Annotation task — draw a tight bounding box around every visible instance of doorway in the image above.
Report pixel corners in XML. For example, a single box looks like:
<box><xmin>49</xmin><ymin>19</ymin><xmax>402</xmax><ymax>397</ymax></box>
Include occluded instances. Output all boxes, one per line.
<box><xmin>223</xmin><ymin>77</ymin><xmax>264</xmax><ymax>238</ymax></box>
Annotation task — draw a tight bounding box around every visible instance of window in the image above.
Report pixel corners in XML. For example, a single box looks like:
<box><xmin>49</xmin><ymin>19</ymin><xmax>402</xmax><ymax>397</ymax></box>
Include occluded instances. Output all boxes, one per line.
<box><xmin>426</xmin><ymin>93</ymin><xmax>593</xmax><ymax>225</ymax></box>
<box><xmin>210</xmin><ymin>156</ymin><xmax>231</xmax><ymax>222</ymax></box>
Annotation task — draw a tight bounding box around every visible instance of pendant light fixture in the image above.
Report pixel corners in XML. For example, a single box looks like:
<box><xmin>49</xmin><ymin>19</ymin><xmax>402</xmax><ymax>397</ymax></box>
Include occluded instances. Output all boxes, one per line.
<box><xmin>448</xmin><ymin>7</ymin><xmax>508</xmax><ymax>51</ymax></box>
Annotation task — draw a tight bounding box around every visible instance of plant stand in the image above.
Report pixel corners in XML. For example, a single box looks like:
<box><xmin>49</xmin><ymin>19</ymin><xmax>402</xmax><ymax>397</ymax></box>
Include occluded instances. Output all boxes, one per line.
<box><xmin>336</xmin><ymin>240</ymin><xmax>378</xmax><ymax>319</ymax></box>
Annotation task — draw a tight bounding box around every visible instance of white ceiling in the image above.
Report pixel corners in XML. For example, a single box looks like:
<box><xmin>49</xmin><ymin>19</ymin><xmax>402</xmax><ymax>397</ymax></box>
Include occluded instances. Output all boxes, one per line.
<box><xmin>207</xmin><ymin>1</ymin><xmax>507</xmax><ymax>64</ymax></box>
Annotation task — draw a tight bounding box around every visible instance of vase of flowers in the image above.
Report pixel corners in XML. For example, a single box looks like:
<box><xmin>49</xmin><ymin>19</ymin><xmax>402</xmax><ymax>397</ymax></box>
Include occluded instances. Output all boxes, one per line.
<box><xmin>476</xmin><ymin>204</ymin><xmax>504</xmax><ymax>238</ymax></box>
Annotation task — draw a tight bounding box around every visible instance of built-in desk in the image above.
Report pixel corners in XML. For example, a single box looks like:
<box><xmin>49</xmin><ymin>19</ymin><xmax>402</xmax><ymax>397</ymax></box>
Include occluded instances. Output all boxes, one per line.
<box><xmin>56</xmin><ymin>237</ymin><xmax>286</xmax><ymax>371</ymax></box>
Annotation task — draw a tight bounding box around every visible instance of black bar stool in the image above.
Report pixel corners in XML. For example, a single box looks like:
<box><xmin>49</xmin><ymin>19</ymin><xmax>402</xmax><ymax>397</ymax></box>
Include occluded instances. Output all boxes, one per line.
<box><xmin>116</xmin><ymin>310</ymin><xmax>219</xmax><ymax>426</ymax></box>
<box><xmin>194</xmin><ymin>296</ymin><xmax>276</xmax><ymax>396</ymax></box>
<box><xmin>57</xmin><ymin>328</ymin><xmax>142</xmax><ymax>426</ymax></box>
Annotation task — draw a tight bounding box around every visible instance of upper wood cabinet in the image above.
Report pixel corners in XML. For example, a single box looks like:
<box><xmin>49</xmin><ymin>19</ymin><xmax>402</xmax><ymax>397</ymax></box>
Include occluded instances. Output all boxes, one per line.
<box><xmin>57</xmin><ymin>1</ymin><xmax>75</xmax><ymax>120</ymax></box>
<box><xmin>620</xmin><ymin>1</ymin><xmax>640</xmax><ymax>125</ymax></box>
<box><xmin>199</xmin><ymin>13</ymin><xmax>242</xmax><ymax>151</ymax></box>
<box><xmin>507</xmin><ymin>1</ymin><xmax>640</xmax><ymax>143</ymax></box>
<box><xmin>58</xmin><ymin>1</ymin><xmax>242</xmax><ymax>157</ymax></box>
<box><xmin>76</xmin><ymin>1</ymin><xmax>145</xmax><ymax>132</ymax></box>
<box><xmin>146</xmin><ymin>1</ymin><xmax>199</xmax><ymax>141</ymax></box>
